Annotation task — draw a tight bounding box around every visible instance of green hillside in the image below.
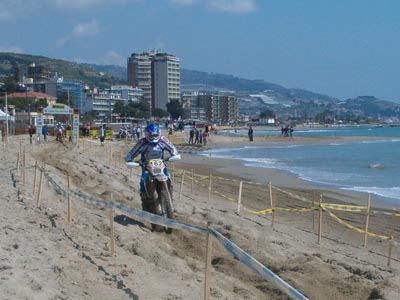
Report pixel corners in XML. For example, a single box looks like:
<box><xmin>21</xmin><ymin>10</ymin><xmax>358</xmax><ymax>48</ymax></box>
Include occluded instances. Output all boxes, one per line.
<box><xmin>0</xmin><ymin>53</ymin><xmax>125</xmax><ymax>89</ymax></box>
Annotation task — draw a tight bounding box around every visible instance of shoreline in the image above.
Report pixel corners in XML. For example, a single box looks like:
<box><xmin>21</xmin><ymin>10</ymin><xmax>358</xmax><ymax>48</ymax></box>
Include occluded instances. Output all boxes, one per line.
<box><xmin>174</xmin><ymin>133</ymin><xmax>400</xmax><ymax>210</ymax></box>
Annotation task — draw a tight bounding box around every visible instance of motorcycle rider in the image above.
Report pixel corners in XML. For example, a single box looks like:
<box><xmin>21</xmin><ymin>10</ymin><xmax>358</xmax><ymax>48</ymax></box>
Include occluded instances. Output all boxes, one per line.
<box><xmin>125</xmin><ymin>123</ymin><xmax>180</xmax><ymax>214</ymax></box>
<box><xmin>56</xmin><ymin>122</ymin><xmax>65</xmax><ymax>140</ymax></box>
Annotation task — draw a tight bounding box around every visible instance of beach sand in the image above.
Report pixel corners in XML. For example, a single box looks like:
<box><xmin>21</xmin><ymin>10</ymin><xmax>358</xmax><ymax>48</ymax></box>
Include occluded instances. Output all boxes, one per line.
<box><xmin>0</xmin><ymin>132</ymin><xmax>399</xmax><ymax>300</ymax></box>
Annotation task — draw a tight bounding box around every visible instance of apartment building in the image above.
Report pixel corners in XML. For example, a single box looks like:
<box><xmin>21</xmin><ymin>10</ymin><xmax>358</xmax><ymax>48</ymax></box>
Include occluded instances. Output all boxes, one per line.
<box><xmin>152</xmin><ymin>53</ymin><xmax>180</xmax><ymax>110</ymax></box>
<box><xmin>84</xmin><ymin>85</ymin><xmax>143</xmax><ymax>121</ymax></box>
<box><xmin>127</xmin><ymin>53</ymin><xmax>152</xmax><ymax>109</ymax></box>
<box><xmin>183</xmin><ymin>92</ymin><xmax>239</xmax><ymax>124</ymax></box>
<box><xmin>127</xmin><ymin>50</ymin><xmax>180</xmax><ymax>114</ymax></box>
<box><xmin>57</xmin><ymin>79</ymin><xmax>84</xmax><ymax>112</ymax></box>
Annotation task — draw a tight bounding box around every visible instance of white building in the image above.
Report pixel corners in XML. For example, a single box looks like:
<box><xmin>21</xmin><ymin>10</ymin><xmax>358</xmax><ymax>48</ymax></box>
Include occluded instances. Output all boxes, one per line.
<box><xmin>127</xmin><ymin>50</ymin><xmax>180</xmax><ymax>114</ymax></box>
<box><xmin>152</xmin><ymin>53</ymin><xmax>180</xmax><ymax>110</ymax></box>
<box><xmin>84</xmin><ymin>85</ymin><xmax>143</xmax><ymax>121</ymax></box>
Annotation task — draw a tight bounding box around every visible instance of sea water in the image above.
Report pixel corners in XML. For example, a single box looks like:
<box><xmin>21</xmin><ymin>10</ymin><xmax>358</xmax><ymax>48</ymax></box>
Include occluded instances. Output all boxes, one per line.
<box><xmin>201</xmin><ymin>126</ymin><xmax>400</xmax><ymax>206</ymax></box>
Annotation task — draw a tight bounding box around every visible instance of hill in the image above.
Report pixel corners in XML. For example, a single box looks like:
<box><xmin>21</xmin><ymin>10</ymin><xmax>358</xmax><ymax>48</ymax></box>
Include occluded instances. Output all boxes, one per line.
<box><xmin>0</xmin><ymin>53</ymin><xmax>125</xmax><ymax>89</ymax></box>
<box><xmin>1</xmin><ymin>52</ymin><xmax>400</xmax><ymax>120</ymax></box>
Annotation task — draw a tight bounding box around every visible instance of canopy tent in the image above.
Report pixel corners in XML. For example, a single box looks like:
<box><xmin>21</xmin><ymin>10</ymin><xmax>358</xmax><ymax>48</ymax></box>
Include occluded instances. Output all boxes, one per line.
<box><xmin>0</xmin><ymin>110</ymin><xmax>15</xmax><ymax>122</ymax></box>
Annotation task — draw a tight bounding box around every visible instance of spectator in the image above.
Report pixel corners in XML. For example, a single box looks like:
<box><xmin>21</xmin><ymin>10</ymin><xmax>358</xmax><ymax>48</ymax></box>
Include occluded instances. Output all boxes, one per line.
<box><xmin>248</xmin><ymin>126</ymin><xmax>254</xmax><ymax>142</ymax></box>
<box><xmin>202</xmin><ymin>131</ymin><xmax>208</xmax><ymax>146</ymax></box>
<box><xmin>28</xmin><ymin>125</ymin><xmax>35</xmax><ymax>144</ymax></box>
<box><xmin>100</xmin><ymin>124</ymin><xmax>106</xmax><ymax>146</ymax></box>
<box><xmin>42</xmin><ymin>125</ymin><xmax>48</xmax><ymax>142</ymax></box>
<box><xmin>195</xmin><ymin>128</ymin><xmax>200</xmax><ymax>144</ymax></box>
<box><xmin>189</xmin><ymin>128</ymin><xmax>195</xmax><ymax>144</ymax></box>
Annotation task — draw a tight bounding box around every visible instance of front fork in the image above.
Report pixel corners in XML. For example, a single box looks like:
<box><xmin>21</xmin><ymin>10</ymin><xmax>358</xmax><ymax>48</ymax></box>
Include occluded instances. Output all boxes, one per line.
<box><xmin>163</xmin><ymin>181</ymin><xmax>174</xmax><ymax>213</ymax></box>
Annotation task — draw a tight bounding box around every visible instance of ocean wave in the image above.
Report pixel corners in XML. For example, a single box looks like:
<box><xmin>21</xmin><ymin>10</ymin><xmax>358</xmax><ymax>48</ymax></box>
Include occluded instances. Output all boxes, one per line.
<box><xmin>360</xmin><ymin>139</ymin><xmax>400</xmax><ymax>144</ymax></box>
<box><xmin>341</xmin><ymin>186</ymin><xmax>400</xmax><ymax>200</ymax></box>
<box><xmin>369</xmin><ymin>163</ymin><xmax>385</xmax><ymax>169</ymax></box>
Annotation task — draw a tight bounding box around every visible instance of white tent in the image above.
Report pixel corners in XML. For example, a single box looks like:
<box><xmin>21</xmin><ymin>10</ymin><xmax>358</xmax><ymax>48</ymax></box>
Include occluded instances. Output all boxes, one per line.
<box><xmin>0</xmin><ymin>110</ymin><xmax>15</xmax><ymax>121</ymax></box>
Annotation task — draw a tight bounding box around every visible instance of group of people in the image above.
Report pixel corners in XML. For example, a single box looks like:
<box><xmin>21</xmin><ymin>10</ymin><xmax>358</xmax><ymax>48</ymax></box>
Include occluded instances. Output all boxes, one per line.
<box><xmin>188</xmin><ymin>125</ymin><xmax>210</xmax><ymax>146</ymax></box>
<box><xmin>281</xmin><ymin>125</ymin><xmax>294</xmax><ymax>137</ymax></box>
<box><xmin>28</xmin><ymin>124</ymin><xmax>49</xmax><ymax>144</ymax></box>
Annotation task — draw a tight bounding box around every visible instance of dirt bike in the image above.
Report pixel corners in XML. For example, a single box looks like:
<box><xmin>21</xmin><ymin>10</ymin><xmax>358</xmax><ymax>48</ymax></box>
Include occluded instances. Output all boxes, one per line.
<box><xmin>56</xmin><ymin>128</ymin><xmax>64</xmax><ymax>142</ymax></box>
<box><xmin>126</xmin><ymin>155</ymin><xmax>181</xmax><ymax>233</ymax></box>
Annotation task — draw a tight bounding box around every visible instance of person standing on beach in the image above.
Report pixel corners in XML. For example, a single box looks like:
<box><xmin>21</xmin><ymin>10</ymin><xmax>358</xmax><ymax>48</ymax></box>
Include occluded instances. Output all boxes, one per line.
<box><xmin>28</xmin><ymin>124</ymin><xmax>35</xmax><ymax>144</ymax></box>
<box><xmin>202</xmin><ymin>130</ymin><xmax>208</xmax><ymax>146</ymax></box>
<box><xmin>248</xmin><ymin>126</ymin><xmax>254</xmax><ymax>142</ymax></box>
<box><xmin>194</xmin><ymin>128</ymin><xmax>200</xmax><ymax>144</ymax></box>
<box><xmin>189</xmin><ymin>128</ymin><xmax>194</xmax><ymax>144</ymax></box>
<box><xmin>100</xmin><ymin>124</ymin><xmax>106</xmax><ymax>146</ymax></box>
<box><xmin>42</xmin><ymin>125</ymin><xmax>48</xmax><ymax>142</ymax></box>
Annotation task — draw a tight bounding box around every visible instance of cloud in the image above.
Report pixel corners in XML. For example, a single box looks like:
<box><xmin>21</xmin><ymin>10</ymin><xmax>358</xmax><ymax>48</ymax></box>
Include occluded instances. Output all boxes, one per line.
<box><xmin>57</xmin><ymin>20</ymin><xmax>101</xmax><ymax>47</ymax></box>
<box><xmin>0</xmin><ymin>0</ymin><xmax>38</xmax><ymax>22</ymax></box>
<box><xmin>207</xmin><ymin>0</ymin><xmax>256</xmax><ymax>14</ymax></box>
<box><xmin>101</xmin><ymin>51</ymin><xmax>126</xmax><ymax>66</ymax></box>
<box><xmin>72</xmin><ymin>51</ymin><xmax>126</xmax><ymax>66</ymax></box>
<box><xmin>71</xmin><ymin>20</ymin><xmax>101</xmax><ymax>39</ymax></box>
<box><xmin>0</xmin><ymin>45</ymin><xmax>23</xmax><ymax>53</ymax></box>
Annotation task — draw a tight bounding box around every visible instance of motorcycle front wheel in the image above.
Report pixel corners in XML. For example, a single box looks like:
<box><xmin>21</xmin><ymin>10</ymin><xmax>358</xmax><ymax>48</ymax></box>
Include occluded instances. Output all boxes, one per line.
<box><xmin>159</xmin><ymin>188</ymin><xmax>174</xmax><ymax>234</ymax></box>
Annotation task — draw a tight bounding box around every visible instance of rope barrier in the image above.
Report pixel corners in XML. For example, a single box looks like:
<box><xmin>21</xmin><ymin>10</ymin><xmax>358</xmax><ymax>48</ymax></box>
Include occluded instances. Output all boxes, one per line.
<box><xmin>210</xmin><ymin>229</ymin><xmax>309</xmax><ymax>300</ymax></box>
<box><xmin>39</xmin><ymin>170</ymin><xmax>308</xmax><ymax>300</ymax></box>
<box><xmin>324</xmin><ymin>208</ymin><xmax>390</xmax><ymax>240</ymax></box>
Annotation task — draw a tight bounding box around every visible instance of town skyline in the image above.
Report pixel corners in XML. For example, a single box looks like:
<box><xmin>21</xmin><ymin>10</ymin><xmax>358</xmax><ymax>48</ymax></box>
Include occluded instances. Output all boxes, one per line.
<box><xmin>1</xmin><ymin>0</ymin><xmax>400</xmax><ymax>103</ymax></box>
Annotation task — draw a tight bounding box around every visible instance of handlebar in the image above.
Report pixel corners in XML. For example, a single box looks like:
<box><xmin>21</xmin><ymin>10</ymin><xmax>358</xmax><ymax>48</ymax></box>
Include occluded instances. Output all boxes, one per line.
<box><xmin>125</xmin><ymin>154</ymin><xmax>181</xmax><ymax>169</ymax></box>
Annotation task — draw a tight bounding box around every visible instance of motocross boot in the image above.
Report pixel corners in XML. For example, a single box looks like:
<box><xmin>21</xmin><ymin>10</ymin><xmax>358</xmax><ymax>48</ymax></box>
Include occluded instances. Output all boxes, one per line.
<box><xmin>140</xmin><ymin>192</ymin><xmax>152</xmax><ymax>212</ymax></box>
<box><xmin>168</xmin><ymin>183</ymin><xmax>177</xmax><ymax>213</ymax></box>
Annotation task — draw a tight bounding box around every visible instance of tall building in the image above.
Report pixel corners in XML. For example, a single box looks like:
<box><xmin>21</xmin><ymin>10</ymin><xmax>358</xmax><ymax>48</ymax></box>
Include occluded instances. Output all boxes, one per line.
<box><xmin>57</xmin><ymin>79</ymin><xmax>84</xmax><ymax>112</ymax></box>
<box><xmin>152</xmin><ymin>53</ymin><xmax>180</xmax><ymax>110</ymax></box>
<box><xmin>127</xmin><ymin>53</ymin><xmax>152</xmax><ymax>108</ymax></box>
<box><xmin>127</xmin><ymin>50</ymin><xmax>180</xmax><ymax>115</ymax></box>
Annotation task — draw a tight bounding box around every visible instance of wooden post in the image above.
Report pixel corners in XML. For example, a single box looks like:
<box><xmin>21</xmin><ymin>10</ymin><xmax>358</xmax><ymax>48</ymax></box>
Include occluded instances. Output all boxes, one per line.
<box><xmin>208</xmin><ymin>174</ymin><xmax>212</xmax><ymax>202</ymax></box>
<box><xmin>387</xmin><ymin>210</ymin><xmax>396</xmax><ymax>266</ymax></box>
<box><xmin>179</xmin><ymin>171</ymin><xmax>185</xmax><ymax>201</ymax></box>
<box><xmin>237</xmin><ymin>181</ymin><xmax>243</xmax><ymax>215</ymax></box>
<box><xmin>32</xmin><ymin>161</ymin><xmax>38</xmax><ymax>195</ymax></box>
<box><xmin>269</xmin><ymin>182</ymin><xmax>274</xmax><ymax>227</ymax></box>
<box><xmin>22</xmin><ymin>148</ymin><xmax>26</xmax><ymax>185</ymax></box>
<box><xmin>312</xmin><ymin>190</ymin><xmax>316</xmax><ymax>232</ymax></box>
<box><xmin>16</xmin><ymin>152</ymin><xmax>20</xmax><ymax>172</ymax></box>
<box><xmin>204</xmin><ymin>224</ymin><xmax>212</xmax><ymax>300</ymax></box>
<box><xmin>318</xmin><ymin>194</ymin><xmax>323</xmax><ymax>244</ymax></box>
<box><xmin>36</xmin><ymin>167</ymin><xmax>44</xmax><ymax>207</ymax></box>
<box><xmin>363</xmin><ymin>195</ymin><xmax>371</xmax><ymax>247</ymax></box>
<box><xmin>191</xmin><ymin>168</ymin><xmax>194</xmax><ymax>193</ymax></box>
<box><xmin>109</xmin><ymin>193</ymin><xmax>115</xmax><ymax>256</ymax></box>
<box><xmin>67</xmin><ymin>174</ymin><xmax>72</xmax><ymax>224</ymax></box>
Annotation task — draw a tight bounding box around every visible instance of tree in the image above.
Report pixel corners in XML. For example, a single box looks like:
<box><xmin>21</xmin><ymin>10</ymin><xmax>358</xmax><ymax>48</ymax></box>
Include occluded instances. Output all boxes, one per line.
<box><xmin>3</xmin><ymin>75</ymin><xmax>17</xmax><ymax>93</ymax></box>
<box><xmin>112</xmin><ymin>101</ymin><xmax>125</xmax><ymax>115</ymax></box>
<box><xmin>58</xmin><ymin>91</ymin><xmax>75</xmax><ymax>108</ymax></box>
<box><xmin>152</xmin><ymin>108</ymin><xmax>169</xmax><ymax>118</ymax></box>
<box><xmin>259</xmin><ymin>108</ymin><xmax>275</xmax><ymax>119</ymax></box>
<box><xmin>166</xmin><ymin>99</ymin><xmax>183</xmax><ymax>120</ymax></box>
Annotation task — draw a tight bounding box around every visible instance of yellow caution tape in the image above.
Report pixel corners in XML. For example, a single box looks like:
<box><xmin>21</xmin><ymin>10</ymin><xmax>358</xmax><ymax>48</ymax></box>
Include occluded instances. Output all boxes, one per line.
<box><xmin>321</xmin><ymin>203</ymin><xmax>366</xmax><ymax>212</ymax></box>
<box><xmin>325</xmin><ymin>208</ymin><xmax>390</xmax><ymax>240</ymax></box>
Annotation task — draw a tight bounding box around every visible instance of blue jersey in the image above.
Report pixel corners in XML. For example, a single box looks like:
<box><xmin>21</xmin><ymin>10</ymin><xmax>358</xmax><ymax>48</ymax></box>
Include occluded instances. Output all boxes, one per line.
<box><xmin>125</xmin><ymin>136</ymin><xmax>178</xmax><ymax>164</ymax></box>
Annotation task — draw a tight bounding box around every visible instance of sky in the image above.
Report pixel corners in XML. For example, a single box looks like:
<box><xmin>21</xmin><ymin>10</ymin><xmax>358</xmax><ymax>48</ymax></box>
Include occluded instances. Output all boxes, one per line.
<box><xmin>1</xmin><ymin>0</ymin><xmax>400</xmax><ymax>103</ymax></box>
